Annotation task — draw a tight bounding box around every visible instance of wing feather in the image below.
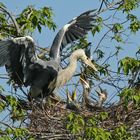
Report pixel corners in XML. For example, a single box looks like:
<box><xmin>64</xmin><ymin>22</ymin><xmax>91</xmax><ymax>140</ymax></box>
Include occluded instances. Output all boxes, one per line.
<box><xmin>0</xmin><ymin>36</ymin><xmax>36</xmax><ymax>86</ymax></box>
<box><xmin>0</xmin><ymin>40</ymin><xmax>11</xmax><ymax>66</ymax></box>
<box><xmin>50</xmin><ymin>9</ymin><xmax>97</xmax><ymax>59</ymax></box>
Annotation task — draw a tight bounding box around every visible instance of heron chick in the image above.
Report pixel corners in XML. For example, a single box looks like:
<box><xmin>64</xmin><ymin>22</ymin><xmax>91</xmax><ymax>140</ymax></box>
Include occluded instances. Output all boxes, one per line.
<box><xmin>95</xmin><ymin>86</ymin><xmax>108</xmax><ymax>107</ymax></box>
<box><xmin>0</xmin><ymin>10</ymin><xmax>98</xmax><ymax>100</ymax></box>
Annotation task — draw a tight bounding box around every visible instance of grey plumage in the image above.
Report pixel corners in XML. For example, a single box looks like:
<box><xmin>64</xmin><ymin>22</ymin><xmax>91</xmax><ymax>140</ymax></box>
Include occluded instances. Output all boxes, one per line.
<box><xmin>0</xmin><ymin>10</ymin><xmax>97</xmax><ymax>100</ymax></box>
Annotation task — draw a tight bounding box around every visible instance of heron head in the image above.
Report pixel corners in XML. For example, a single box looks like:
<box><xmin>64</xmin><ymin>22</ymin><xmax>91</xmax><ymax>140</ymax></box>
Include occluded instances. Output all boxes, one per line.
<box><xmin>83</xmin><ymin>57</ymin><xmax>97</xmax><ymax>71</ymax></box>
<box><xmin>71</xmin><ymin>49</ymin><xmax>97</xmax><ymax>71</ymax></box>
<box><xmin>80</xmin><ymin>50</ymin><xmax>97</xmax><ymax>72</ymax></box>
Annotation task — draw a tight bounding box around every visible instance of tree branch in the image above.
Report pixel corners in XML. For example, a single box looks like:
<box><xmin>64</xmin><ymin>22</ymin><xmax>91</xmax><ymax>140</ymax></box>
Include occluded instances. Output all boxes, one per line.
<box><xmin>0</xmin><ymin>6</ymin><xmax>21</xmax><ymax>36</ymax></box>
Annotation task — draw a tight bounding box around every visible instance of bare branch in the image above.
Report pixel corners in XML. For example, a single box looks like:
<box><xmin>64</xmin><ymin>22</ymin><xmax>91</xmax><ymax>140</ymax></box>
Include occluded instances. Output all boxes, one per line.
<box><xmin>98</xmin><ymin>0</ymin><xmax>105</xmax><ymax>12</ymax></box>
<box><xmin>98</xmin><ymin>0</ymin><xmax>123</xmax><ymax>13</ymax></box>
<box><xmin>0</xmin><ymin>120</ymin><xmax>14</xmax><ymax>130</ymax></box>
<box><xmin>0</xmin><ymin>92</ymin><xmax>7</xmax><ymax>102</ymax></box>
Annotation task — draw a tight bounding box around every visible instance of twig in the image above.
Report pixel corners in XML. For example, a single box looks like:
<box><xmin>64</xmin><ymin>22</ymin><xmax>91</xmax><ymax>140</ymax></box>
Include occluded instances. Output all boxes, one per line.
<box><xmin>98</xmin><ymin>0</ymin><xmax>105</xmax><ymax>12</ymax></box>
<box><xmin>101</xmin><ymin>51</ymin><xmax>118</xmax><ymax>66</ymax></box>
<box><xmin>93</xmin><ymin>29</ymin><xmax>112</xmax><ymax>53</ymax></box>
<box><xmin>0</xmin><ymin>92</ymin><xmax>7</xmax><ymax>102</ymax></box>
<box><xmin>99</xmin><ymin>0</ymin><xmax>123</xmax><ymax>13</ymax></box>
<box><xmin>0</xmin><ymin>121</ymin><xmax>14</xmax><ymax>130</ymax></box>
<box><xmin>29</xmin><ymin>132</ymin><xmax>76</xmax><ymax>140</ymax></box>
<box><xmin>43</xmin><ymin>108</ymin><xmax>62</xmax><ymax>121</ymax></box>
<box><xmin>19</xmin><ymin>87</ymin><xmax>28</xmax><ymax>96</ymax></box>
<box><xmin>0</xmin><ymin>76</ymin><xmax>9</xmax><ymax>79</ymax></box>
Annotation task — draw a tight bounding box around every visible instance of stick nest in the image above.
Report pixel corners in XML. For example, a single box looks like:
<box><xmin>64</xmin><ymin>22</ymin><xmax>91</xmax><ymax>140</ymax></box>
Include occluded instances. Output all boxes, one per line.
<box><xmin>27</xmin><ymin>97</ymin><xmax>140</xmax><ymax>140</ymax></box>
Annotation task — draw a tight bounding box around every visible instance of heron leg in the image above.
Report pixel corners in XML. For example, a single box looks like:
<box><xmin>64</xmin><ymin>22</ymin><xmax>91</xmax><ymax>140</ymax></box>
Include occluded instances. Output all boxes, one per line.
<box><xmin>28</xmin><ymin>86</ymin><xmax>43</xmax><ymax>101</ymax></box>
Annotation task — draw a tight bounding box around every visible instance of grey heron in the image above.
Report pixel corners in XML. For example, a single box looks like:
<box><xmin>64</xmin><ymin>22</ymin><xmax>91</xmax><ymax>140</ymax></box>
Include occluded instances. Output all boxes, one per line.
<box><xmin>0</xmin><ymin>10</ymin><xmax>98</xmax><ymax>100</ymax></box>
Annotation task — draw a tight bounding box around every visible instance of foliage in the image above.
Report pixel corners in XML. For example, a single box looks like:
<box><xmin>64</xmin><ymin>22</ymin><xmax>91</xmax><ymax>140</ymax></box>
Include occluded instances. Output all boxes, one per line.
<box><xmin>66</xmin><ymin>112</ymin><xmax>85</xmax><ymax>135</ymax></box>
<box><xmin>0</xmin><ymin>0</ymin><xmax>140</xmax><ymax>139</ymax></box>
<box><xmin>16</xmin><ymin>6</ymin><xmax>56</xmax><ymax>34</ymax></box>
<box><xmin>119</xmin><ymin>88</ymin><xmax>140</xmax><ymax>108</ymax></box>
<box><xmin>0</xmin><ymin>100</ymin><xmax>6</xmax><ymax>112</ymax></box>
<box><xmin>112</xmin><ymin>23</ymin><xmax>124</xmax><ymax>42</ymax></box>
<box><xmin>118</xmin><ymin>57</ymin><xmax>140</xmax><ymax>75</ymax></box>
<box><xmin>127</xmin><ymin>13</ymin><xmax>140</xmax><ymax>33</ymax></box>
<box><xmin>0</xmin><ymin>3</ymin><xmax>56</xmax><ymax>38</ymax></box>
<box><xmin>0</xmin><ymin>127</ymin><xmax>34</xmax><ymax>140</ymax></box>
<box><xmin>111</xmin><ymin>125</ymin><xmax>132</xmax><ymax>140</ymax></box>
<box><xmin>118</xmin><ymin>0</ymin><xmax>140</xmax><ymax>13</ymax></box>
<box><xmin>6</xmin><ymin>96</ymin><xmax>27</xmax><ymax>121</ymax></box>
<box><xmin>92</xmin><ymin>17</ymin><xmax>103</xmax><ymax>36</ymax></box>
<box><xmin>66</xmin><ymin>112</ymin><xmax>132</xmax><ymax>140</ymax></box>
<box><xmin>0</xmin><ymin>94</ymin><xmax>30</xmax><ymax>139</ymax></box>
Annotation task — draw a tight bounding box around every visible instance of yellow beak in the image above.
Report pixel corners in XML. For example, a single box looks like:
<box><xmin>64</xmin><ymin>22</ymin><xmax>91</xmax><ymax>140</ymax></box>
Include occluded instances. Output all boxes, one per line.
<box><xmin>84</xmin><ymin>58</ymin><xmax>97</xmax><ymax>71</ymax></box>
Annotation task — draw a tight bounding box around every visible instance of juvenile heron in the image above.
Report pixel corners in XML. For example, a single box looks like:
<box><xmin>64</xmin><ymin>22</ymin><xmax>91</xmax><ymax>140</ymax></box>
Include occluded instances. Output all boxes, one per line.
<box><xmin>95</xmin><ymin>86</ymin><xmax>108</xmax><ymax>107</ymax></box>
<box><xmin>0</xmin><ymin>10</ymin><xmax>97</xmax><ymax>99</ymax></box>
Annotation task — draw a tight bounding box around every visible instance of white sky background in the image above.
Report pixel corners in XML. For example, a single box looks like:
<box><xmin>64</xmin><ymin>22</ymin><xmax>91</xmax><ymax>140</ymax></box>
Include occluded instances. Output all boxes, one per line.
<box><xmin>0</xmin><ymin>0</ymin><xmax>140</xmax><ymax>103</ymax></box>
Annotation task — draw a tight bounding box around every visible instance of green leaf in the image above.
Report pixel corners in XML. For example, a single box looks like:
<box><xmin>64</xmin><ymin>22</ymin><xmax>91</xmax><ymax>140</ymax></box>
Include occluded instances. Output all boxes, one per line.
<box><xmin>118</xmin><ymin>0</ymin><xmax>140</xmax><ymax>12</ymax></box>
<box><xmin>127</xmin><ymin>14</ymin><xmax>137</xmax><ymax>22</ymax></box>
<box><xmin>0</xmin><ymin>2</ymin><xmax>6</xmax><ymax>8</ymax></box>
<box><xmin>0</xmin><ymin>136</ymin><xmax>11</xmax><ymax>140</ymax></box>
<box><xmin>92</xmin><ymin>25</ymin><xmax>102</xmax><ymax>36</ymax></box>
<box><xmin>0</xmin><ymin>101</ymin><xmax>6</xmax><ymax>112</ymax></box>
<box><xmin>133</xmin><ymin>95</ymin><xmax>140</xmax><ymax>104</ymax></box>
<box><xmin>37</xmin><ymin>24</ymin><xmax>42</xmax><ymax>33</ymax></box>
<box><xmin>99</xmin><ymin>112</ymin><xmax>108</xmax><ymax>121</ymax></box>
<box><xmin>113</xmin><ymin>23</ymin><xmax>123</xmax><ymax>33</ymax></box>
<box><xmin>6</xmin><ymin>95</ymin><xmax>17</xmax><ymax>107</ymax></box>
<box><xmin>16</xmin><ymin>6</ymin><xmax>56</xmax><ymax>34</ymax></box>
<box><xmin>112</xmin><ymin>34</ymin><xmax>123</xmax><ymax>42</ymax></box>
<box><xmin>130</xmin><ymin>21</ymin><xmax>140</xmax><ymax>33</ymax></box>
<box><xmin>118</xmin><ymin>57</ymin><xmax>140</xmax><ymax>75</ymax></box>
<box><xmin>6</xmin><ymin>128</ymin><xmax>12</xmax><ymax>134</ymax></box>
<box><xmin>67</xmin><ymin>112</ymin><xmax>74</xmax><ymax>121</ymax></box>
<box><xmin>96</xmin><ymin>49</ymin><xmax>105</xmax><ymax>59</ymax></box>
<box><xmin>0</xmin><ymin>85</ymin><xmax>4</xmax><ymax>92</ymax></box>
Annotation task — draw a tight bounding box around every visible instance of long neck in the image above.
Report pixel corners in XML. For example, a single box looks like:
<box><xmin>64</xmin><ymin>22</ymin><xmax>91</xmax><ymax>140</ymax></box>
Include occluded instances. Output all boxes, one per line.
<box><xmin>56</xmin><ymin>56</ymin><xmax>78</xmax><ymax>88</ymax></box>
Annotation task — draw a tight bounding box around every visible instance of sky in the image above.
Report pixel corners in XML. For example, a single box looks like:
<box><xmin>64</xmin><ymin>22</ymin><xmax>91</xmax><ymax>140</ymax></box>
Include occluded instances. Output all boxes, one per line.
<box><xmin>0</xmin><ymin>0</ymin><xmax>140</xmax><ymax>101</ymax></box>
<box><xmin>2</xmin><ymin>0</ymin><xmax>100</xmax><ymax>47</ymax></box>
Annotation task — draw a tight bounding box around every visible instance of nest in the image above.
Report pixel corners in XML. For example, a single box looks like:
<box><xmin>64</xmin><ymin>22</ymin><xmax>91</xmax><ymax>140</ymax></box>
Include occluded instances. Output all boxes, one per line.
<box><xmin>26</xmin><ymin>97</ymin><xmax>140</xmax><ymax>140</ymax></box>
<box><xmin>28</xmin><ymin>101</ymin><xmax>75</xmax><ymax>139</ymax></box>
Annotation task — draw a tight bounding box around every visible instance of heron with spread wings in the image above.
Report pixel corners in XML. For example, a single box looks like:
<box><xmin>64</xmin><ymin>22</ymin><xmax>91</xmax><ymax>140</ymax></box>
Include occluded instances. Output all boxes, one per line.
<box><xmin>0</xmin><ymin>10</ymin><xmax>97</xmax><ymax>100</ymax></box>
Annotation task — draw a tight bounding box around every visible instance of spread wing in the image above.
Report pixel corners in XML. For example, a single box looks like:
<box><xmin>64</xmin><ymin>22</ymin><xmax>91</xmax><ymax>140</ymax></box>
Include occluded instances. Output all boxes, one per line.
<box><xmin>0</xmin><ymin>36</ymin><xmax>36</xmax><ymax>86</ymax></box>
<box><xmin>50</xmin><ymin>9</ymin><xmax>97</xmax><ymax>59</ymax></box>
